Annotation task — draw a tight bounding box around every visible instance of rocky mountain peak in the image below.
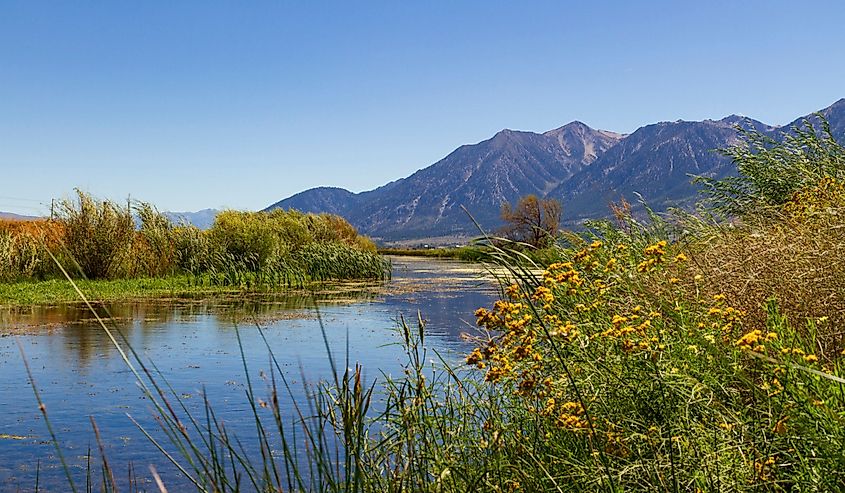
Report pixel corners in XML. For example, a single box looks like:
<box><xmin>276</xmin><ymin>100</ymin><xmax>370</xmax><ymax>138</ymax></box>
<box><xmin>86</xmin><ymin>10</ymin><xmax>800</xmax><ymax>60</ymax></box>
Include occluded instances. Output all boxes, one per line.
<box><xmin>267</xmin><ymin>98</ymin><xmax>845</xmax><ymax>241</ymax></box>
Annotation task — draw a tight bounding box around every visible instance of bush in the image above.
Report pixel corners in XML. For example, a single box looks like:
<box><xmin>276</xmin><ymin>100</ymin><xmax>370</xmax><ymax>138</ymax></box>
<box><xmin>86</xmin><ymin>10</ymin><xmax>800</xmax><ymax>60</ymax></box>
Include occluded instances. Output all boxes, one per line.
<box><xmin>0</xmin><ymin>219</ymin><xmax>65</xmax><ymax>281</ymax></box>
<box><xmin>460</xmin><ymin>229</ymin><xmax>845</xmax><ymax>490</ymax></box>
<box><xmin>205</xmin><ymin>209</ymin><xmax>384</xmax><ymax>281</ymax></box>
<box><xmin>499</xmin><ymin>194</ymin><xmax>562</xmax><ymax>247</ymax></box>
<box><xmin>57</xmin><ymin>190</ymin><xmax>136</xmax><ymax>279</ymax></box>
<box><xmin>680</xmin><ymin>177</ymin><xmax>845</xmax><ymax>359</ymax></box>
<box><xmin>698</xmin><ymin>115</ymin><xmax>845</xmax><ymax>216</ymax></box>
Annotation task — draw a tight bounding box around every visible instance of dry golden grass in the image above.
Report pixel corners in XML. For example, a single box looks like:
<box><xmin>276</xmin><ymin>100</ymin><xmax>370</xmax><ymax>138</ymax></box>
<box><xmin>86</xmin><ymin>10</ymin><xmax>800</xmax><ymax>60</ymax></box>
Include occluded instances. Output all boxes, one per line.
<box><xmin>0</xmin><ymin>218</ymin><xmax>64</xmax><ymax>247</ymax></box>
<box><xmin>682</xmin><ymin>178</ymin><xmax>845</xmax><ymax>359</ymax></box>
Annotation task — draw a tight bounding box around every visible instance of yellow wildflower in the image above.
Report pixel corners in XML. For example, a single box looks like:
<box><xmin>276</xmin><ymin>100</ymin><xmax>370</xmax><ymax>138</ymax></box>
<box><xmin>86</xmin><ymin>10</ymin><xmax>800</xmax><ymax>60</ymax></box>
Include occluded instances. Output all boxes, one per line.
<box><xmin>466</xmin><ymin>348</ymin><xmax>484</xmax><ymax>366</ymax></box>
<box><xmin>735</xmin><ymin>329</ymin><xmax>762</xmax><ymax>349</ymax></box>
<box><xmin>531</xmin><ymin>286</ymin><xmax>554</xmax><ymax>304</ymax></box>
<box><xmin>773</xmin><ymin>417</ymin><xmax>788</xmax><ymax>435</ymax></box>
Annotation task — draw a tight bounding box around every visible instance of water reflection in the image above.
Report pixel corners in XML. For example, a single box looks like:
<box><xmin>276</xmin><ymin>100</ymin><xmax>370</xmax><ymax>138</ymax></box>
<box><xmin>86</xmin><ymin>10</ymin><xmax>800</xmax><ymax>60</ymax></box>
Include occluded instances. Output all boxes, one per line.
<box><xmin>0</xmin><ymin>257</ymin><xmax>498</xmax><ymax>491</ymax></box>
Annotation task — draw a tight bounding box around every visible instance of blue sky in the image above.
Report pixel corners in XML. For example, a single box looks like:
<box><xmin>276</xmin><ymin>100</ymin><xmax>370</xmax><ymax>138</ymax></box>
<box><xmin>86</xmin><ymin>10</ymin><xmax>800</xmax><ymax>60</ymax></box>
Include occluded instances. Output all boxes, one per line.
<box><xmin>1</xmin><ymin>1</ymin><xmax>844</xmax><ymax>215</ymax></box>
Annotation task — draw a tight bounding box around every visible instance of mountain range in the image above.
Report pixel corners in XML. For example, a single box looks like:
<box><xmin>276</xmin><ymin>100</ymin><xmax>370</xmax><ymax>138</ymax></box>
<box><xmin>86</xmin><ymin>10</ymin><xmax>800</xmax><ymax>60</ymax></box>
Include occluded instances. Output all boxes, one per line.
<box><xmin>0</xmin><ymin>211</ymin><xmax>38</xmax><ymax>221</ymax></box>
<box><xmin>0</xmin><ymin>209</ymin><xmax>220</xmax><ymax>230</ymax></box>
<box><xmin>266</xmin><ymin>99</ymin><xmax>845</xmax><ymax>242</ymax></box>
<box><xmin>164</xmin><ymin>209</ymin><xmax>220</xmax><ymax>230</ymax></box>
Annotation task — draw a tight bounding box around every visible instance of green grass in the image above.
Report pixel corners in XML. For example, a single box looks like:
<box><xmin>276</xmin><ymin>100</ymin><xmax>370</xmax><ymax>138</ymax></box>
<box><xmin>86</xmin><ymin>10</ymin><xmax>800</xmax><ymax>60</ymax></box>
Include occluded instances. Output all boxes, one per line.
<box><xmin>0</xmin><ymin>276</ymin><xmax>242</xmax><ymax>306</ymax></box>
<box><xmin>379</xmin><ymin>246</ymin><xmax>492</xmax><ymax>262</ymax></box>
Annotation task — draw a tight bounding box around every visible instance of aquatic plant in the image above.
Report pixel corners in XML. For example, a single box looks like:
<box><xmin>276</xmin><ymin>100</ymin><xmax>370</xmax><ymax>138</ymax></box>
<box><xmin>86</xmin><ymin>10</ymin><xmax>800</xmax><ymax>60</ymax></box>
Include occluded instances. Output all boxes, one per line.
<box><xmin>0</xmin><ymin>192</ymin><xmax>387</xmax><ymax>295</ymax></box>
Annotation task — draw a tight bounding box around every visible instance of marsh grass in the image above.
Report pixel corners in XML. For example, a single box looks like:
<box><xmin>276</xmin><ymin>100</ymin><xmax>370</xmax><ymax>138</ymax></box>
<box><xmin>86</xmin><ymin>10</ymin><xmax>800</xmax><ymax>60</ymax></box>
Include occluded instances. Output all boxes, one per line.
<box><xmin>378</xmin><ymin>246</ymin><xmax>492</xmax><ymax>262</ymax></box>
<box><xmin>0</xmin><ymin>192</ymin><xmax>388</xmax><ymax>307</ymax></box>
<box><xmin>21</xmin><ymin>203</ymin><xmax>845</xmax><ymax>491</ymax></box>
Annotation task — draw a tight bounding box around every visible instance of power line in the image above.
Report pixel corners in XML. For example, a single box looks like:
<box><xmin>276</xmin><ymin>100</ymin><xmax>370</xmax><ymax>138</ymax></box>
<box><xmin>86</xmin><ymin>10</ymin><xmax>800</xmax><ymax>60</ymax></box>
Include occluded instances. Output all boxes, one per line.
<box><xmin>0</xmin><ymin>195</ymin><xmax>48</xmax><ymax>203</ymax></box>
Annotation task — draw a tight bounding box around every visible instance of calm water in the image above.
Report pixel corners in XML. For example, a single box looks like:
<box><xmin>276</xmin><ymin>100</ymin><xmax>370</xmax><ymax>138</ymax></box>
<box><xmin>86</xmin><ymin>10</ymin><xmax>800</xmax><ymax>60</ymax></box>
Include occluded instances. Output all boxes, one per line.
<box><xmin>0</xmin><ymin>257</ymin><xmax>497</xmax><ymax>491</ymax></box>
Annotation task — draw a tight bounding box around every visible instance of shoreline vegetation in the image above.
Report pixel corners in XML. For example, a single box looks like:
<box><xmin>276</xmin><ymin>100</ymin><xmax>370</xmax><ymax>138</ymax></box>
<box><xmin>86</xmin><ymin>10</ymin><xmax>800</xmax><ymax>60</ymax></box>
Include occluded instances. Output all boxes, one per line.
<box><xmin>378</xmin><ymin>245</ymin><xmax>491</xmax><ymax>262</ymax></box>
<box><xmin>14</xmin><ymin>116</ymin><xmax>845</xmax><ymax>490</ymax></box>
<box><xmin>0</xmin><ymin>193</ymin><xmax>390</xmax><ymax>306</ymax></box>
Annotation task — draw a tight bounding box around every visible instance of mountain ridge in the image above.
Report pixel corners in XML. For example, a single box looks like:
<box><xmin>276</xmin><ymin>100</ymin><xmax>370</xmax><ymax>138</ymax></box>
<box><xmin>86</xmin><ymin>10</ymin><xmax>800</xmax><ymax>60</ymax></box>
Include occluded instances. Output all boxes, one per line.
<box><xmin>267</xmin><ymin>99</ymin><xmax>845</xmax><ymax>241</ymax></box>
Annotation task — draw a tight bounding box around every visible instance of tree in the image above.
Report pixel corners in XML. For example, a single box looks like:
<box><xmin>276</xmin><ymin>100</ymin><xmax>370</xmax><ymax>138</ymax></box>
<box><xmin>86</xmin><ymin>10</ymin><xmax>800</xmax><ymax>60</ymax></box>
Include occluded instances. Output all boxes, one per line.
<box><xmin>499</xmin><ymin>194</ymin><xmax>562</xmax><ymax>247</ymax></box>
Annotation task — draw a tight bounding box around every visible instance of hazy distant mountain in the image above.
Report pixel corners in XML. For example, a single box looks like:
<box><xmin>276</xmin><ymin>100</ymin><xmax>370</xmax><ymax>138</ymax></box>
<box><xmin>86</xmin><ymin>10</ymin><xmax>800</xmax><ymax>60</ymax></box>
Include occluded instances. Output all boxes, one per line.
<box><xmin>164</xmin><ymin>209</ymin><xmax>219</xmax><ymax>230</ymax></box>
<box><xmin>266</xmin><ymin>99</ymin><xmax>845</xmax><ymax>241</ymax></box>
<box><xmin>0</xmin><ymin>211</ymin><xmax>39</xmax><ymax>221</ymax></box>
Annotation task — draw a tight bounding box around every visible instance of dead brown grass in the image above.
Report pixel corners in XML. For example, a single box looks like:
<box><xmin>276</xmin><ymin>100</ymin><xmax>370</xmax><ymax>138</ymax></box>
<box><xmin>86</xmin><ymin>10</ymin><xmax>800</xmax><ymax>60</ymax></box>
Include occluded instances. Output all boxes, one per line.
<box><xmin>681</xmin><ymin>178</ymin><xmax>845</xmax><ymax>359</ymax></box>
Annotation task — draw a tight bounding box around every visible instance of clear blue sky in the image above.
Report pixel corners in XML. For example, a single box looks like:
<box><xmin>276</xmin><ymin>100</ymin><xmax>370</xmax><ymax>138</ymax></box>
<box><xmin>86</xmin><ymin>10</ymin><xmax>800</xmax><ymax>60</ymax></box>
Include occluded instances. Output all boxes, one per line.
<box><xmin>2</xmin><ymin>1</ymin><xmax>844</xmax><ymax>215</ymax></box>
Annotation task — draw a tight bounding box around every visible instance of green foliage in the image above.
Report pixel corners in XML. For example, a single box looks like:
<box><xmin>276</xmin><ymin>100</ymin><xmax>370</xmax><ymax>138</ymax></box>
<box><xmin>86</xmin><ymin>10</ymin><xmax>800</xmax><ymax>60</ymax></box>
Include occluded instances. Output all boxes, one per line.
<box><xmin>378</xmin><ymin>245</ymin><xmax>492</xmax><ymax>262</ymax></box>
<box><xmin>697</xmin><ymin>115</ymin><xmax>845</xmax><ymax>216</ymax></box>
<box><xmin>133</xmin><ymin>201</ymin><xmax>176</xmax><ymax>277</ymax></box>
<box><xmin>0</xmin><ymin>192</ymin><xmax>387</xmax><ymax>297</ymax></box>
<box><xmin>293</xmin><ymin>242</ymin><xmax>391</xmax><ymax>281</ymax></box>
<box><xmin>203</xmin><ymin>209</ymin><xmax>388</xmax><ymax>287</ymax></box>
<box><xmin>57</xmin><ymin>190</ymin><xmax>136</xmax><ymax>279</ymax></box>
<box><xmin>0</xmin><ymin>276</ymin><xmax>229</xmax><ymax>305</ymax></box>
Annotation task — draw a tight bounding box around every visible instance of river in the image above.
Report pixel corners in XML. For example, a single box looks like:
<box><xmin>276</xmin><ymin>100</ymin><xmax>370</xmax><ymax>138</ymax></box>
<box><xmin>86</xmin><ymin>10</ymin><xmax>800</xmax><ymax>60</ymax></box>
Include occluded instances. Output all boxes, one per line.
<box><xmin>0</xmin><ymin>256</ymin><xmax>499</xmax><ymax>491</ymax></box>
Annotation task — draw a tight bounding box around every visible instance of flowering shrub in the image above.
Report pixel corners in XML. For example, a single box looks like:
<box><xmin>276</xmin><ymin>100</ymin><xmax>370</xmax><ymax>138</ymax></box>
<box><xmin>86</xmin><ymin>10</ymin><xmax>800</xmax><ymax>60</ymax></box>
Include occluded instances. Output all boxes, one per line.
<box><xmin>466</xmin><ymin>230</ymin><xmax>845</xmax><ymax>490</ymax></box>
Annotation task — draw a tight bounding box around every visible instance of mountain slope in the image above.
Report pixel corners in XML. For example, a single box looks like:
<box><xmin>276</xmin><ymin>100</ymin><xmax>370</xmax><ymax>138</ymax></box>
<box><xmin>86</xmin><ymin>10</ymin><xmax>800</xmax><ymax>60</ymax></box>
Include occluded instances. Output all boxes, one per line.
<box><xmin>551</xmin><ymin>99</ymin><xmax>845</xmax><ymax>223</ymax></box>
<box><xmin>164</xmin><ymin>209</ymin><xmax>220</xmax><ymax>230</ymax></box>
<box><xmin>549</xmin><ymin>117</ymin><xmax>773</xmax><ymax>221</ymax></box>
<box><xmin>0</xmin><ymin>211</ymin><xmax>39</xmax><ymax>221</ymax></box>
<box><xmin>268</xmin><ymin>122</ymin><xmax>623</xmax><ymax>239</ymax></box>
<box><xmin>265</xmin><ymin>187</ymin><xmax>359</xmax><ymax>218</ymax></box>
<box><xmin>266</xmin><ymin>98</ymin><xmax>845</xmax><ymax>240</ymax></box>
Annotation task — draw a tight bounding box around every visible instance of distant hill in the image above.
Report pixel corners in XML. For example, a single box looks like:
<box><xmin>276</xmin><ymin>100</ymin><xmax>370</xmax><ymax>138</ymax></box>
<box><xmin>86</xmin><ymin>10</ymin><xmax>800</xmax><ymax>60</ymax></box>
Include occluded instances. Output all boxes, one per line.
<box><xmin>0</xmin><ymin>211</ymin><xmax>39</xmax><ymax>221</ymax></box>
<box><xmin>164</xmin><ymin>209</ymin><xmax>219</xmax><ymax>230</ymax></box>
<box><xmin>266</xmin><ymin>99</ymin><xmax>845</xmax><ymax>241</ymax></box>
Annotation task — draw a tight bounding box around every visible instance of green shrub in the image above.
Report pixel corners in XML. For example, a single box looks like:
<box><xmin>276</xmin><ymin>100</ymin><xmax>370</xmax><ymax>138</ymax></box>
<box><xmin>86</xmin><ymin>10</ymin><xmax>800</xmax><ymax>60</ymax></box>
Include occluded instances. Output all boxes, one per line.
<box><xmin>293</xmin><ymin>242</ymin><xmax>390</xmax><ymax>281</ymax></box>
<box><xmin>57</xmin><ymin>190</ymin><xmax>136</xmax><ymax>279</ymax></box>
<box><xmin>698</xmin><ymin>115</ymin><xmax>845</xmax><ymax>216</ymax></box>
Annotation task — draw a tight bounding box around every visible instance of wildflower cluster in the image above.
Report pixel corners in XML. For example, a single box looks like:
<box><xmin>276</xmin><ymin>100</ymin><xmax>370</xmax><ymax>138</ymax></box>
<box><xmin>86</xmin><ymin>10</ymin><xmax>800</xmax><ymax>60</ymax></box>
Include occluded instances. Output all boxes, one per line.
<box><xmin>462</xmin><ymin>225</ymin><xmax>845</xmax><ymax>489</ymax></box>
<box><xmin>782</xmin><ymin>176</ymin><xmax>845</xmax><ymax>220</ymax></box>
<box><xmin>637</xmin><ymin>240</ymin><xmax>666</xmax><ymax>272</ymax></box>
